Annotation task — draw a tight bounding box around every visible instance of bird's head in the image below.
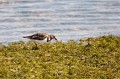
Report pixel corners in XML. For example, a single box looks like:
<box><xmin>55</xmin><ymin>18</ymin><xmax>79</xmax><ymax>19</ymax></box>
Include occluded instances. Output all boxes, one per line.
<box><xmin>46</xmin><ymin>35</ymin><xmax>58</xmax><ymax>42</ymax></box>
<box><xmin>50</xmin><ymin>35</ymin><xmax>58</xmax><ymax>41</ymax></box>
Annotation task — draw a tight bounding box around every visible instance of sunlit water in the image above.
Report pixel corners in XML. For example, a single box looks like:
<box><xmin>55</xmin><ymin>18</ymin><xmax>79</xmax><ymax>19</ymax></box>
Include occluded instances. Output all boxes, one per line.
<box><xmin>0</xmin><ymin>0</ymin><xmax>120</xmax><ymax>44</ymax></box>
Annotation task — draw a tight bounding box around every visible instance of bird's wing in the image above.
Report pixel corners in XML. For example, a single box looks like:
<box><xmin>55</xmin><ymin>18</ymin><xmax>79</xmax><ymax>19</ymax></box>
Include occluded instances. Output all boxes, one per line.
<box><xmin>32</xmin><ymin>33</ymin><xmax>47</xmax><ymax>40</ymax></box>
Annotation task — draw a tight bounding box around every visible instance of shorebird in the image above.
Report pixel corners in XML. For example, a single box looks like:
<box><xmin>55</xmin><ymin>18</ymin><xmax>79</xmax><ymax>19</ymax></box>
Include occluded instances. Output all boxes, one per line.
<box><xmin>23</xmin><ymin>33</ymin><xmax>58</xmax><ymax>42</ymax></box>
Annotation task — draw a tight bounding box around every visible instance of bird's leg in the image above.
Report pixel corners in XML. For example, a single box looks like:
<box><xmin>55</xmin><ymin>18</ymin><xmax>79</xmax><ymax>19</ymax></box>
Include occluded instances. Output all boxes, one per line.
<box><xmin>33</xmin><ymin>41</ymin><xmax>38</xmax><ymax>50</ymax></box>
<box><xmin>47</xmin><ymin>36</ymin><xmax>51</xmax><ymax>42</ymax></box>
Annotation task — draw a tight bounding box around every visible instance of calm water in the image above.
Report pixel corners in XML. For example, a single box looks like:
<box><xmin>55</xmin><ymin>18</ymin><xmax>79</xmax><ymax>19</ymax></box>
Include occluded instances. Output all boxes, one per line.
<box><xmin>0</xmin><ymin>0</ymin><xmax>120</xmax><ymax>43</ymax></box>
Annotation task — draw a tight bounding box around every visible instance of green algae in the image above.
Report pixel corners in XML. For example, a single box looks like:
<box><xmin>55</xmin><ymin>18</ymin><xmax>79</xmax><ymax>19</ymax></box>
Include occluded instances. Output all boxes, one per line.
<box><xmin>0</xmin><ymin>35</ymin><xmax>120</xmax><ymax>79</ymax></box>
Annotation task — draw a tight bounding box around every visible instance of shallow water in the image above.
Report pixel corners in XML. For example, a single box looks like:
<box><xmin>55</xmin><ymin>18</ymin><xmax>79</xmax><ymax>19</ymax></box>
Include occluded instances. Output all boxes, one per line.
<box><xmin>0</xmin><ymin>0</ymin><xmax>120</xmax><ymax>44</ymax></box>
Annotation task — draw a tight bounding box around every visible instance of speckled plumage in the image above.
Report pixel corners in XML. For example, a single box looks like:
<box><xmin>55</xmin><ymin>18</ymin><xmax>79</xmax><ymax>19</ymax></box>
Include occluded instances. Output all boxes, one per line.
<box><xmin>23</xmin><ymin>33</ymin><xmax>58</xmax><ymax>42</ymax></box>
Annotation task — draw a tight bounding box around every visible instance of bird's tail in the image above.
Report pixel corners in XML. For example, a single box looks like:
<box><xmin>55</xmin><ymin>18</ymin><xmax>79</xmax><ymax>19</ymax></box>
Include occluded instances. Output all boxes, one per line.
<box><xmin>23</xmin><ymin>36</ymin><xmax>32</xmax><ymax>38</ymax></box>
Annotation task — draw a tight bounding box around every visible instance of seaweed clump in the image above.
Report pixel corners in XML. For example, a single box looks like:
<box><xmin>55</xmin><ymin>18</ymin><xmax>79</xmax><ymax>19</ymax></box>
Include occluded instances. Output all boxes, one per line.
<box><xmin>0</xmin><ymin>35</ymin><xmax>120</xmax><ymax>79</ymax></box>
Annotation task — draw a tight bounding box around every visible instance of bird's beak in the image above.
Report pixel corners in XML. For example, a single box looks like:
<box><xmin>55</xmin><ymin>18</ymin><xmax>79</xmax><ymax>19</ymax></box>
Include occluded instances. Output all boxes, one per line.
<box><xmin>54</xmin><ymin>37</ymin><xmax>58</xmax><ymax>42</ymax></box>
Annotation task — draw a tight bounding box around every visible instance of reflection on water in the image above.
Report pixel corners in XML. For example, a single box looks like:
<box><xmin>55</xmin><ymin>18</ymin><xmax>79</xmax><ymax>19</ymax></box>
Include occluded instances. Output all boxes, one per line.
<box><xmin>0</xmin><ymin>0</ymin><xmax>120</xmax><ymax>43</ymax></box>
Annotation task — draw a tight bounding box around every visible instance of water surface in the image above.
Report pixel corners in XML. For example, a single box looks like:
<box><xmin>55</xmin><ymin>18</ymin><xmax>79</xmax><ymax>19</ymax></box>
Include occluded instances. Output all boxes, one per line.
<box><xmin>0</xmin><ymin>0</ymin><xmax>120</xmax><ymax>43</ymax></box>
